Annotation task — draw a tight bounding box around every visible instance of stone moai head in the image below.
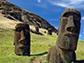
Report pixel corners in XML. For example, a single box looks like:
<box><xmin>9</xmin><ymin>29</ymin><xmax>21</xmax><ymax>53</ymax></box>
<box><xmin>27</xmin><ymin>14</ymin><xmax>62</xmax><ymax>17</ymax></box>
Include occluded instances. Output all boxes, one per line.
<box><xmin>14</xmin><ymin>23</ymin><xmax>30</xmax><ymax>56</ymax></box>
<box><xmin>56</xmin><ymin>8</ymin><xmax>81</xmax><ymax>51</ymax></box>
<box><xmin>48</xmin><ymin>28</ymin><xmax>52</xmax><ymax>35</ymax></box>
<box><xmin>35</xmin><ymin>24</ymin><xmax>39</xmax><ymax>34</ymax></box>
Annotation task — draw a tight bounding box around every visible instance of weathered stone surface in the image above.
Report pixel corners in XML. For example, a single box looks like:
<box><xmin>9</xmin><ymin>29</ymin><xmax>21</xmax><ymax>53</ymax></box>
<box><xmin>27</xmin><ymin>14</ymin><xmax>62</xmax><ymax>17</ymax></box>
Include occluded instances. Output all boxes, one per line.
<box><xmin>47</xmin><ymin>46</ymin><xmax>76</xmax><ymax>63</ymax></box>
<box><xmin>47</xmin><ymin>8</ymin><xmax>81</xmax><ymax>63</ymax></box>
<box><xmin>14</xmin><ymin>23</ymin><xmax>30</xmax><ymax>56</ymax></box>
<box><xmin>57</xmin><ymin>8</ymin><xmax>81</xmax><ymax>50</ymax></box>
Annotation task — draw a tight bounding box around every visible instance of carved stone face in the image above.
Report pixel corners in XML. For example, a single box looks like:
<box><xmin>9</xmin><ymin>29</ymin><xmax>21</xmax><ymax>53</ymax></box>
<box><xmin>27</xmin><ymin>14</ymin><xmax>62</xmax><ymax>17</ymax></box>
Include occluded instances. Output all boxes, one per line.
<box><xmin>14</xmin><ymin>23</ymin><xmax>30</xmax><ymax>55</ymax></box>
<box><xmin>56</xmin><ymin>8</ymin><xmax>81</xmax><ymax>51</ymax></box>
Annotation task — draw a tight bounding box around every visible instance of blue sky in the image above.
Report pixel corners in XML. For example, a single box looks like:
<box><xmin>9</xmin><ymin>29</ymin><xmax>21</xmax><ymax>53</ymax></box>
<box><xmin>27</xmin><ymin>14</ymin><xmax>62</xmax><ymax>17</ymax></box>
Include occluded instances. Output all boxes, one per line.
<box><xmin>7</xmin><ymin>0</ymin><xmax>84</xmax><ymax>40</ymax></box>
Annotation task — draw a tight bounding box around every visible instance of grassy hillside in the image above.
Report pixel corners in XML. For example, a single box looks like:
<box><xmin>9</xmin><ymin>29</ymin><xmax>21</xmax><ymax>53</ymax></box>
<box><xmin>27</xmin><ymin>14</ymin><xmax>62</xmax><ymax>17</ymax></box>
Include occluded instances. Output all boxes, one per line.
<box><xmin>0</xmin><ymin>29</ymin><xmax>84</xmax><ymax>63</ymax></box>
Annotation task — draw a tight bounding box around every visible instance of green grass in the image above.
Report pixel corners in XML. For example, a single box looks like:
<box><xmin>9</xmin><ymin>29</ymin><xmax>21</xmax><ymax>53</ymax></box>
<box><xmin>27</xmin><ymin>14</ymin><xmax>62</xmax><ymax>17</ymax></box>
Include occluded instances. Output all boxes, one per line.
<box><xmin>0</xmin><ymin>28</ymin><xmax>84</xmax><ymax>63</ymax></box>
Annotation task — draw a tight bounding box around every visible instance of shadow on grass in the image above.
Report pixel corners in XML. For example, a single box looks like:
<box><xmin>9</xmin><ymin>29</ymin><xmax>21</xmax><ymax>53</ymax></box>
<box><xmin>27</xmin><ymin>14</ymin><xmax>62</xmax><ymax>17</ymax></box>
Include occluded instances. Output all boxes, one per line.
<box><xmin>30</xmin><ymin>52</ymin><xmax>47</xmax><ymax>56</ymax></box>
<box><xmin>76</xmin><ymin>60</ymin><xmax>84</xmax><ymax>63</ymax></box>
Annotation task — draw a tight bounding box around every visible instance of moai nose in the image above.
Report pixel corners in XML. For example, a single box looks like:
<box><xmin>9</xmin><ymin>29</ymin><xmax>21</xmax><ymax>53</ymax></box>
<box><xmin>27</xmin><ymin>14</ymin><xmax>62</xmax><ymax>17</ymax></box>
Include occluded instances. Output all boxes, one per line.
<box><xmin>66</xmin><ymin>15</ymin><xmax>78</xmax><ymax>33</ymax></box>
<box><xmin>19</xmin><ymin>30</ymin><xmax>26</xmax><ymax>42</ymax></box>
<box><xmin>68</xmin><ymin>15</ymin><xmax>75</xmax><ymax>26</ymax></box>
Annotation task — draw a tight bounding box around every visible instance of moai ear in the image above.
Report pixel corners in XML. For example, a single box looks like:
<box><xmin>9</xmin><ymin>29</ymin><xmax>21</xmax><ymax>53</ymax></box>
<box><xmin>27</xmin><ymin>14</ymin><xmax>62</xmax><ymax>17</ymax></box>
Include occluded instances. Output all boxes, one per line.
<box><xmin>57</xmin><ymin>28</ymin><xmax>59</xmax><ymax>35</ymax></box>
<box><xmin>13</xmin><ymin>37</ymin><xmax>15</xmax><ymax>45</ymax></box>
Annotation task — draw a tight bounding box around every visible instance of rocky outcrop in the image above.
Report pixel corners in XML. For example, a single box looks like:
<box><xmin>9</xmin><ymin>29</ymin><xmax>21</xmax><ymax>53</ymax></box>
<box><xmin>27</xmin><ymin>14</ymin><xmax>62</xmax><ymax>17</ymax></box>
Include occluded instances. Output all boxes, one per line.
<box><xmin>0</xmin><ymin>0</ymin><xmax>57</xmax><ymax>33</ymax></box>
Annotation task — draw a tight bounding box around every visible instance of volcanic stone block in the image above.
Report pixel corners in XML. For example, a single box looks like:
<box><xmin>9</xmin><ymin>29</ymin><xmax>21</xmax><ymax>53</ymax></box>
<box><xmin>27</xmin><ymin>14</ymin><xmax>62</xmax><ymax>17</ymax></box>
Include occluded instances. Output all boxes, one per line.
<box><xmin>14</xmin><ymin>23</ymin><xmax>30</xmax><ymax>56</ymax></box>
<box><xmin>47</xmin><ymin>8</ymin><xmax>81</xmax><ymax>63</ymax></box>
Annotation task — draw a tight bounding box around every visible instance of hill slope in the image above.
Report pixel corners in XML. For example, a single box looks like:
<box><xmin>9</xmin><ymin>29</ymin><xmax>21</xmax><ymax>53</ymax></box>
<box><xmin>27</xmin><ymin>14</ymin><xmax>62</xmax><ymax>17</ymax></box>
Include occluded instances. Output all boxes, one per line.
<box><xmin>0</xmin><ymin>13</ymin><xmax>57</xmax><ymax>35</ymax></box>
<box><xmin>0</xmin><ymin>0</ymin><xmax>57</xmax><ymax>32</ymax></box>
<box><xmin>0</xmin><ymin>12</ymin><xmax>21</xmax><ymax>29</ymax></box>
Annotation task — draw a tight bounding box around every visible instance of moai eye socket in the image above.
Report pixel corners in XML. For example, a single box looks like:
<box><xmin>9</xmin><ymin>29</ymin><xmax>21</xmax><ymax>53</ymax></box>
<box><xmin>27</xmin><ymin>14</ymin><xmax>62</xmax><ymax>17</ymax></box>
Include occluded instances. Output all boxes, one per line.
<box><xmin>15</xmin><ymin>27</ymin><xmax>24</xmax><ymax>32</ymax></box>
<box><xmin>19</xmin><ymin>40</ymin><xmax>27</xmax><ymax>44</ymax></box>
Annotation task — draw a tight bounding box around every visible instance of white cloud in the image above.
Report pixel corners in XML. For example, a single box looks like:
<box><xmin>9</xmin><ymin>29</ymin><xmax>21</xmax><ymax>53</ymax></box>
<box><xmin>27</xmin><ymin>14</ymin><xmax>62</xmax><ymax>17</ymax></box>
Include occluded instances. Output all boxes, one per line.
<box><xmin>36</xmin><ymin>3</ymin><xmax>47</xmax><ymax>8</ymax></box>
<box><xmin>37</xmin><ymin>0</ymin><xmax>41</xmax><ymax>3</ymax></box>
<box><xmin>82</xmin><ymin>17</ymin><xmax>84</xmax><ymax>20</ymax></box>
<box><xmin>48</xmin><ymin>0</ymin><xmax>84</xmax><ymax>8</ymax></box>
<box><xmin>79</xmin><ymin>34</ymin><xmax>82</xmax><ymax>37</ymax></box>
<box><xmin>83</xmin><ymin>32</ymin><xmax>84</xmax><ymax>34</ymax></box>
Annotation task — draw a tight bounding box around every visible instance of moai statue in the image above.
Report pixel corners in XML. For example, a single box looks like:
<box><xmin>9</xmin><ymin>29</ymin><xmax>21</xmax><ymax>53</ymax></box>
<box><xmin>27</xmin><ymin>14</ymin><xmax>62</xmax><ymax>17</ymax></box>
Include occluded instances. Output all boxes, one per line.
<box><xmin>21</xmin><ymin>12</ymin><xmax>29</xmax><ymax>23</ymax></box>
<box><xmin>48</xmin><ymin>28</ymin><xmax>52</xmax><ymax>35</ymax></box>
<box><xmin>47</xmin><ymin>8</ymin><xmax>81</xmax><ymax>63</ymax></box>
<box><xmin>14</xmin><ymin>23</ymin><xmax>30</xmax><ymax>56</ymax></box>
<box><xmin>17</xmin><ymin>12</ymin><xmax>21</xmax><ymax>21</ymax></box>
<box><xmin>35</xmin><ymin>24</ymin><xmax>39</xmax><ymax>34</ymax></box>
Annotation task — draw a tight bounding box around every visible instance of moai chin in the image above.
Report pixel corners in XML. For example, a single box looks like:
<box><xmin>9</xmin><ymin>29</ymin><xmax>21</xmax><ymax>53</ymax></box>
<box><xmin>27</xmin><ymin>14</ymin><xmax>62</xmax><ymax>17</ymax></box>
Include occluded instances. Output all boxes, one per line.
<box><xmin>14</xmin><ymin>23</ymin><xmax>30</xmax><ymax>56</ymax></box>
<box><xmin>47</xmin><ymin>8</ymin><xmax>81</xmax><ymax>63</ymax></box>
